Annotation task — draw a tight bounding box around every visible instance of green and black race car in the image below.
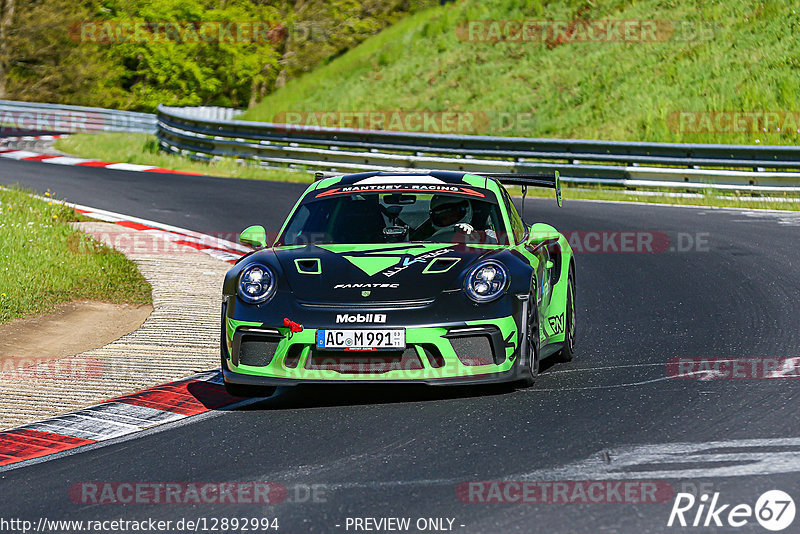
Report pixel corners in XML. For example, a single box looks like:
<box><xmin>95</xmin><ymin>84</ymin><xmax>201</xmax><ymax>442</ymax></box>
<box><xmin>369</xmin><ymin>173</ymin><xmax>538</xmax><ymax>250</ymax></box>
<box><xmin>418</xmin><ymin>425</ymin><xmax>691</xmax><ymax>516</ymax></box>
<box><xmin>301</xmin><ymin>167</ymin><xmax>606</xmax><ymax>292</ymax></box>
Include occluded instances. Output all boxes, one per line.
<box><xmin>221</xmin><ymin>170</ymin><xmax>576</xmax><ymax>396</ymax></box>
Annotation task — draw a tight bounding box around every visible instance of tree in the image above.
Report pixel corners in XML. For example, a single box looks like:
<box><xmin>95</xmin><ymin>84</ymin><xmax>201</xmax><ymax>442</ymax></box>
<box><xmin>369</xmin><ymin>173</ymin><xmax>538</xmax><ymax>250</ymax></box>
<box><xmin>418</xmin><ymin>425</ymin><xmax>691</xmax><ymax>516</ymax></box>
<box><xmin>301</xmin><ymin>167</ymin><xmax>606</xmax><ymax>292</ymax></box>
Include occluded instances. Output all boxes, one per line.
<box><xmin>0</xmin><ymin>0</ymin><xmax>16</xmax><ymax>97</ymax></box>
<box><xmin>0</xmin><ymin>0</ymin><xmax>438</xmax><ymax>110</ymax></box>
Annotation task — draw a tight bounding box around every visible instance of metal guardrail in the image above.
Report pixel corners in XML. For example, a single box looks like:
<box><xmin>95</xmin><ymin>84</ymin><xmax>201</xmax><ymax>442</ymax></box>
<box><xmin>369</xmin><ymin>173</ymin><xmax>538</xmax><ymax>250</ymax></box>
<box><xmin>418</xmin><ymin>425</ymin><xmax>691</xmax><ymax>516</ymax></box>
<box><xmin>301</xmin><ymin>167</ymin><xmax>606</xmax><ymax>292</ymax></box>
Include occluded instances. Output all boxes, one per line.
<box><xmin>156</xmin><ymin>105</ymin><xmax>800</xmax><ymax>192</ymax></box>
<box><xmin>3</xmin><ymin>99</ymin><xmax>799</xmax><ymax>192</ymax></box>
<box><xmin>0</xmin><ymin>99</ymin><xmax>156</xmax><ymax>134</ymax></box>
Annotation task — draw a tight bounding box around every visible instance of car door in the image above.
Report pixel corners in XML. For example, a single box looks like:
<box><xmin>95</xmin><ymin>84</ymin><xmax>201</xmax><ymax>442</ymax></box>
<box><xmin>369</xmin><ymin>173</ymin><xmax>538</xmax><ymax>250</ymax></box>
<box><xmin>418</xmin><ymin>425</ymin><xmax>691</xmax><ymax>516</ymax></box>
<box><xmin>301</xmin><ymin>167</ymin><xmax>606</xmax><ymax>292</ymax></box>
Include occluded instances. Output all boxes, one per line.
<box><xmin>500</xmin><ymin>186</ymin><xmax>554</xmax><ymax>345</ymax></box>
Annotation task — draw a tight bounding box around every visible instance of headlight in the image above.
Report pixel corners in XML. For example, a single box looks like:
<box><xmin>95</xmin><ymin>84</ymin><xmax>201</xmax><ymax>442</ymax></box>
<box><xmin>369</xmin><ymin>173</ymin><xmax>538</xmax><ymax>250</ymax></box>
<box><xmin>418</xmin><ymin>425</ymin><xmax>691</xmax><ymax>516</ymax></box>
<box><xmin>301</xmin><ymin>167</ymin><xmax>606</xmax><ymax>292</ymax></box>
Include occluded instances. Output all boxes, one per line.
<box><xmin>464</xmin><ymin>261</ymin><xmax>508</xmax><ymax>303</ymax></box>
<box><xmin>238</xmin><ymin>263</ymin><xmax>276</xmax><ymax>304</ymax></box>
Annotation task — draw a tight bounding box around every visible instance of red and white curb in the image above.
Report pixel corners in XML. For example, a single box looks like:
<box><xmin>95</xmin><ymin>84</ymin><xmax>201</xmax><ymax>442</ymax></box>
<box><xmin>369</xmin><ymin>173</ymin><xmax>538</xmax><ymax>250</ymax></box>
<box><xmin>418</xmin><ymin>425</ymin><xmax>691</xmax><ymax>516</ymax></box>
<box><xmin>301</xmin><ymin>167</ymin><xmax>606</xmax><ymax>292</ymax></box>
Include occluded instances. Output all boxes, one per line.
<box><xmin>0</xmin><ymin>371</ymin><xmax>252</xmax><ymax>468</ymax></box>
<box><xmin>0</xmin><ymin>135</ymin><xmax>203</xmax><ymax>175</ymax></box>
<box><xmin>0</xmin><ymin>197</ymin><xmax>261</xmax><ymax>468</ymax></box>
<box><xmin>0</xmin><ymin>134</ymin><xmax>67</xmax><ymax>144</ymax></box>
<box><xmin>63</xmin><ymin>200</ymin><xmax>251</xmax><ymax>264</ymax></box>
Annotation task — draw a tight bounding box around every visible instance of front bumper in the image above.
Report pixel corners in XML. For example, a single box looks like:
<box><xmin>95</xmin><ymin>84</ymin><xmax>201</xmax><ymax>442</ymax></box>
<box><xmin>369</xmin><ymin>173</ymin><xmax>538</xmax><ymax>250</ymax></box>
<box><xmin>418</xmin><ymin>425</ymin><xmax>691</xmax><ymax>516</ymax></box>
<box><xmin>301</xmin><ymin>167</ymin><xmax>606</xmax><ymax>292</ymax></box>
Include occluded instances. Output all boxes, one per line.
<box><xmin>222</xmin><ymin>315</ymin><xmax>524</xmax><ymax>386</ymax></box>
<box><xmin>222</xmin><ymin>365</ymin><xmax>523</xmax><ymax>387</ymax></box>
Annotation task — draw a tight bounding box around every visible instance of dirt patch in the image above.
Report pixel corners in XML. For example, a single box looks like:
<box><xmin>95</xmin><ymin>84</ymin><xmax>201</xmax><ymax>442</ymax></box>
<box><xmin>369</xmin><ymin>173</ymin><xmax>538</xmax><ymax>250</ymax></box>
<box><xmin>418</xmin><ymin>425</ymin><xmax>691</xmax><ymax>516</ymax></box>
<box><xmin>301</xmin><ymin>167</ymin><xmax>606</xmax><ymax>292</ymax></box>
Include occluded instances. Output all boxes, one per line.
<box><xmin>0</xmin><ymin>301</ymin><xmax>152</xmax><ymax>365</ymax></box>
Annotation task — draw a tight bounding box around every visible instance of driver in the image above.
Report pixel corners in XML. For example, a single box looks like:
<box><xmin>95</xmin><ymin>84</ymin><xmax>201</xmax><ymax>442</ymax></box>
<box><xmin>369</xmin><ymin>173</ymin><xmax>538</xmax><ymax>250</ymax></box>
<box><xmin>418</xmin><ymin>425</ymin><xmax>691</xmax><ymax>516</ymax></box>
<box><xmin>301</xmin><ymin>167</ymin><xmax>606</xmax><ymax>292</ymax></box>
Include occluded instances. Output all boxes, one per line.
<box><xmin>428</xmin><ymin>196</ymin><xmax>474</xmax><ymax>239</ymax></box>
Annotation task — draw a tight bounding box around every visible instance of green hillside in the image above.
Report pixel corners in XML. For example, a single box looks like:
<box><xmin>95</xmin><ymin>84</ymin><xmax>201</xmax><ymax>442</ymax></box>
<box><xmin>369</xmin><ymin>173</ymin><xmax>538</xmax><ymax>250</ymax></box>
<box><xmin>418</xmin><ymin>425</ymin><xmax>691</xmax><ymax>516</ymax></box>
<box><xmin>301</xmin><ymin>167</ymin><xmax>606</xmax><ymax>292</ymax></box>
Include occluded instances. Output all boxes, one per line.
<box><xmin>241</xmin><ymin>0</ymin><xmax>800</xmax><ymax>146</ymax></box>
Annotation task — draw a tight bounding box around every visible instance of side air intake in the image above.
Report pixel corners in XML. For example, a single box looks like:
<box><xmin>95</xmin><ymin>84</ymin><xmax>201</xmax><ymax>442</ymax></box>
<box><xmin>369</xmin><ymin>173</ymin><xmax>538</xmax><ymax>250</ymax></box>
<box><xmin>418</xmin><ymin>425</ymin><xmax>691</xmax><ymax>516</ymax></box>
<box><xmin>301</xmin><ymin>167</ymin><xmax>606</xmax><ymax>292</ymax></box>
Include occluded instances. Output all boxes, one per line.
<box><xmin>295</xmin><ymin>258</ymin><xmax>322</xmax><ymax>274</ymax></box>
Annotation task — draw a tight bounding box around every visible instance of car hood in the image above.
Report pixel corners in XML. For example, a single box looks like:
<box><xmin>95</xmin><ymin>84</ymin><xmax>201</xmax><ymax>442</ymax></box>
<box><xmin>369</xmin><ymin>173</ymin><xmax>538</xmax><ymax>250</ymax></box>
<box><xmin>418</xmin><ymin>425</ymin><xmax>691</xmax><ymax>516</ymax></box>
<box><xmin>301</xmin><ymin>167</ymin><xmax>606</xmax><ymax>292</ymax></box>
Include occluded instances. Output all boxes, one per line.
<box><xmin>272</xmin><ymin>243</ymin><xmax>498</xmax><ymax>304</ymax></box>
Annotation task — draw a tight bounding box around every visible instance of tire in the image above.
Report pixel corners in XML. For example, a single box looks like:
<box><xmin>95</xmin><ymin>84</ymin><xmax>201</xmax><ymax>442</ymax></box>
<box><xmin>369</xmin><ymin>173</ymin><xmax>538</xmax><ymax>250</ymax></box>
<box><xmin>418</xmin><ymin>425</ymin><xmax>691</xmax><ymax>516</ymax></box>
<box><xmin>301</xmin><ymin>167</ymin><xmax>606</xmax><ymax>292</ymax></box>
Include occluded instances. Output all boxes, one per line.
<box><xmin>554</xmin><ymin>270</ymin><xmax>576</xmax><ymax>363</ymax></box>
<box><xmin>518</xmin><ymin>281</ymin><xmax>540</xmax><ymax>388</ymax></box>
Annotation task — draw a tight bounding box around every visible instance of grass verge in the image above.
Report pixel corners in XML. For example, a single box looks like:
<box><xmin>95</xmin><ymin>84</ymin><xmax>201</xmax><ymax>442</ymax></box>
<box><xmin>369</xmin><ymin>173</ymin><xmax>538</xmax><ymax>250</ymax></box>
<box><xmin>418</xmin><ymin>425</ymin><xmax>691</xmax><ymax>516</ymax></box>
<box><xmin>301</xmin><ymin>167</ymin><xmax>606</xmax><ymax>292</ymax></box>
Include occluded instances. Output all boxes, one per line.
<box><xmin>54</xmin><ymin>134</ymin><xmax>313</xmax><ymax>183</ymax></box>
<box><xmin>0</xmin><ymin>187</ymin><xmax>152</xmax><ymax>324</ymax></box>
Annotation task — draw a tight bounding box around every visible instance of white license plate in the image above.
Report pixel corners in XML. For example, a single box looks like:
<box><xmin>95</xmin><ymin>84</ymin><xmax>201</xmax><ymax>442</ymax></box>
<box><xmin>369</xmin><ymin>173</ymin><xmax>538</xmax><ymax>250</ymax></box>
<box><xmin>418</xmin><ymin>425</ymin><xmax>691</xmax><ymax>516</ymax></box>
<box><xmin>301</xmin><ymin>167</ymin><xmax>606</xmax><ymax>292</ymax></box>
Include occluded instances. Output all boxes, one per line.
<box><xmin>316</xmin><ymin>329</ymin><xmax>405</xmax><ymax>351</ymax></box>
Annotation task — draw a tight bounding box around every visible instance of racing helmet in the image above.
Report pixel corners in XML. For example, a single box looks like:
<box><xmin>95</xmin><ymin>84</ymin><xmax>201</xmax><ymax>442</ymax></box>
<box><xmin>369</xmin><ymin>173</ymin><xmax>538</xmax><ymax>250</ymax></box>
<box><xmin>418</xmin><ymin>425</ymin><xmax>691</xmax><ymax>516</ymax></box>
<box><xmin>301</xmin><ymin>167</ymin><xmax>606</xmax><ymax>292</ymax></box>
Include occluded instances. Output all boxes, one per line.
<box><xmin>429</xmin><ymin>195</ymin><xmax>472</xmax><ymax>229</ymax></box>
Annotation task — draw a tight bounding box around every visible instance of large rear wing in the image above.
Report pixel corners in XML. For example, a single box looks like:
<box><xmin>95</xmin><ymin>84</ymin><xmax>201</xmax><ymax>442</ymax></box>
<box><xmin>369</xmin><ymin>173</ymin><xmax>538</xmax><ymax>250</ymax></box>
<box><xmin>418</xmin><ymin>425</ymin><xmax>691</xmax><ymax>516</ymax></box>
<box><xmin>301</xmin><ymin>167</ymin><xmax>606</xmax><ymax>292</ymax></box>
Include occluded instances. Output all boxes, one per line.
<box><xmin>482</xmin><ymin>171</ymin><xmax>562</xmax><ymax>208</ymax></box>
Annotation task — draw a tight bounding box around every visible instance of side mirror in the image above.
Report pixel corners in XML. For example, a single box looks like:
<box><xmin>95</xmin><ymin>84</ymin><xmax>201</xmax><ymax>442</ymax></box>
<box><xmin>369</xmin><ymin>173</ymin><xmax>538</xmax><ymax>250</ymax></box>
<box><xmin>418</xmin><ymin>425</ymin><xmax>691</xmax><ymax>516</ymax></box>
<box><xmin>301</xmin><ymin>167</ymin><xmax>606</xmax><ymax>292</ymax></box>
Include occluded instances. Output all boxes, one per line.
<box><xmin>239</xmin><ymin>225</ymin><xmax>267</xmax><ymax>249</ymax></box>
<box><xmin>528</xmin><ymin>223</ymin><xmax>561</xmax><ymax>244</ymax></box>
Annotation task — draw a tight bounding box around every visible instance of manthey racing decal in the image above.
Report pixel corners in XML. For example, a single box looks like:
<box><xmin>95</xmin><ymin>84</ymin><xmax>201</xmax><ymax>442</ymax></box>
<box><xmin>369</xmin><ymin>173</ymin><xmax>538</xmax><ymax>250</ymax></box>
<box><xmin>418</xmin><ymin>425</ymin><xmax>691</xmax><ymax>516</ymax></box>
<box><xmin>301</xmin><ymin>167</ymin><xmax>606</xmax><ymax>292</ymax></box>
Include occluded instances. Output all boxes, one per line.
<box><xmin>314</xmin><ymin>175</ymin><xmax>486</xmax><ymax>199</ymax></box>
<box><xmin>315</xmin><ymin>184</ymin><xmax>486</xmax><ymax>198</ymax></box>
<box><xmin>317</xmin><ymin>244</ymin><xmax>456</xmax><ymax>278</ymax></box>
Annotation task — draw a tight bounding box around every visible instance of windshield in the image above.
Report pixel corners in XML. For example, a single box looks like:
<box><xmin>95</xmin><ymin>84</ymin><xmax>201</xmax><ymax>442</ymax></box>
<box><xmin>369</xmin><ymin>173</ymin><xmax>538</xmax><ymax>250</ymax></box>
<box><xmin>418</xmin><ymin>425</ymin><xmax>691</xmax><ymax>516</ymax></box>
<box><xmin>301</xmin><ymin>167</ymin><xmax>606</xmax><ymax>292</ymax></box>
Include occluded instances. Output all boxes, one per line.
<box><xmin>277</xmin><ymin>191</ymin><xmax>508</xmax><ymax>246</ymax></box>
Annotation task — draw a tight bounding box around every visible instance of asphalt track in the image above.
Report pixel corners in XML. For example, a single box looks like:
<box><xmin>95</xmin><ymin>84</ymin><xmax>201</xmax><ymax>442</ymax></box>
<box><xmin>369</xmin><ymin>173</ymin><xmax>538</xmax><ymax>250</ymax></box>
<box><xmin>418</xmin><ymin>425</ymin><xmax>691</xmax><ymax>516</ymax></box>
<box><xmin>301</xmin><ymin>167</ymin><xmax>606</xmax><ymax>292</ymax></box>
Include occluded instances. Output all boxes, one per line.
<box><xmin>2</xmin><ymin>158</ymin><xmax>800</xmax><ymax>533</ymax></box>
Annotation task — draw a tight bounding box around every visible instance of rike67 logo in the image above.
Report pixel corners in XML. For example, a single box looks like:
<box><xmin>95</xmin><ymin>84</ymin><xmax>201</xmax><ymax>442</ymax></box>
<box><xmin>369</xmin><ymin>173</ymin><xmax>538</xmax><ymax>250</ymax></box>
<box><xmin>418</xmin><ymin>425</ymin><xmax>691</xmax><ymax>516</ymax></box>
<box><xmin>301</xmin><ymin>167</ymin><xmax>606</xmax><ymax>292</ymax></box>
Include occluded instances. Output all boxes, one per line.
<box><xmin>668</xmin><ymin>490</ymin><xmax>795</xmax><ymax>531</ymax></box>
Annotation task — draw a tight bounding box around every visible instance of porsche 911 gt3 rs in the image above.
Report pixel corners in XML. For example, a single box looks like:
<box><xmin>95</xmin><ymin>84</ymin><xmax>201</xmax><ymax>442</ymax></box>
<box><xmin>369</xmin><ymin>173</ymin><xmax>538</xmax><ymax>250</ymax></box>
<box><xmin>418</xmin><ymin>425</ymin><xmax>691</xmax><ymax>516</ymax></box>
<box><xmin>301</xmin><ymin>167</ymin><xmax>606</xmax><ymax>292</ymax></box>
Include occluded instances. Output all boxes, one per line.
<box><xmin>221</xmin><ymin>170</ymin><xmax>575</xmax><ymax>396</ymax></box>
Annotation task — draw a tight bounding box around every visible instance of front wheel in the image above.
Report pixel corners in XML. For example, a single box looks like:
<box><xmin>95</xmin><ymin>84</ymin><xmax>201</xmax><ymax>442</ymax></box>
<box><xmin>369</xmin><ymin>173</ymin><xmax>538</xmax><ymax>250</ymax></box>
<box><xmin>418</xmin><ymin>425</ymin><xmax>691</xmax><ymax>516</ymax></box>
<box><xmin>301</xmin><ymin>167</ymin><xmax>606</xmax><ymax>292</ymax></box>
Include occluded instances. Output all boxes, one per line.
<box><xmin>518</xmin><ymin>285</ymin><xmax>540</xmax><ymax>387</ymax></box>
<box><xmin>554</xmin><ymin>271</ymin><xmax>576</xmax><ymax>363</ymax></box>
